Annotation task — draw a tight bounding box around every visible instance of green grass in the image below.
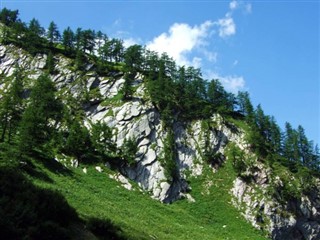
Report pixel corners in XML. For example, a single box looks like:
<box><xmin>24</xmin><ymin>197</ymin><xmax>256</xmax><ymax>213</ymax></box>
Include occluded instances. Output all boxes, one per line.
<box><xmin>29</xmin><ymin>157</ymin><xmax>269</xmax><ymax>240</ymax></box>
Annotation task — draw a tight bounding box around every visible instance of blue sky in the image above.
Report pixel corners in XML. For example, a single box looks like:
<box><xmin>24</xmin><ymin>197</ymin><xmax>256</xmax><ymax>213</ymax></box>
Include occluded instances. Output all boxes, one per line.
<box><xmin>1</xmin><ymin>0</ymin><xmax>319</xmax><ymax>144</ymax></box>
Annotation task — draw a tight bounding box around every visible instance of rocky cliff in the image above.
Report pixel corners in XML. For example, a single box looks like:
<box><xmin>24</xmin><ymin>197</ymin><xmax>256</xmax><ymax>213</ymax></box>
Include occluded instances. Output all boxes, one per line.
<box><xmin>0</xmin><ymin>44</ymin><xmax>319</xmax><ymax>240</ymax></box>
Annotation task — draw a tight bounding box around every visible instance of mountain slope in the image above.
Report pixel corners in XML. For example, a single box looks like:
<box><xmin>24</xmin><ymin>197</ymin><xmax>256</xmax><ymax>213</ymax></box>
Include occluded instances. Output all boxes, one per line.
<box><xmin>29</xmin><ymin>153</ymin><xmax>267</xmax><ymax>240</ymax></box>
<box><xmin>0</xmin><ymin>12</ymin><xmax>319</xmax><ymax>240</ymax></box>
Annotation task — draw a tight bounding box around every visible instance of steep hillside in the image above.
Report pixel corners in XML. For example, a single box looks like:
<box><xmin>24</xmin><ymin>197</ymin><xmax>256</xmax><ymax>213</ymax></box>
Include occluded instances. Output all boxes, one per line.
<box><xmin>0</xmin><ymin>10</ymin><xmax>319</xmax><ymax>240</ymax></box>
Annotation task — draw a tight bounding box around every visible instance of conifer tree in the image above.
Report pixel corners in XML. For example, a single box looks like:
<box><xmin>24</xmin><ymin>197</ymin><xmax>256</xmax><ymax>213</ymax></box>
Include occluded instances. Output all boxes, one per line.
<box><xmin>110</xmin><ymin>38</ymin><xmax>124</xmax><ymax>62</ymax></box>
<box><xmin>283</xmin><ymin>122</ymin><xmax>300</xmax><ymax>165</ymax></box>
<box><xmin>124</xmin><ymin>44</ymin><xmax>144</xmax><ymax>73</ymax></box>
<box><xmin>0</xmin><ymin>67</ymin><xmax>24</xmax><ymax>143</ymax></box>
<box><xmin>0</xmin><ymin>8</ymin><xmax>19</xmax><ymax>26</ymax></box>
<box><xmin>47</xmin><ymin>21</ymin><xmax>60</xmax><ymax>43</ymax></box>
<box><xmin>80</xmin><ymin>29</ymin><xmax>95</xmax><ymax>54</ymax></box>
<box><xmin>90</xmin><ymin>121</ymin><xmax>115</xmax><ymax>156</ymax></box>
<box><xmin>237</xmin><ymin>91</ymin><xmax>255</xmax><ymax>124</ymax></box>
<box><xmin>64</xmin><ymin>119</ymin><xmax>91</xmax><ymax>161</ymax></box>
<box><xmin>46</xmin><ymin>51</ymin><xmax>55</xmax><ymax>74</ymax></box>
<box><xmin>26</xmin><ymin>18</ymin><xmax>45</xmax><ymax>53</ymax></box>
<box><xmin>62</xmin><ymin>27</ymin><xmax>75</xmax><ymax>52</ymax></box>
<box><xmin>297</xmin><ymin>125</ymin><xmax>314</xmax><ymax>167</ymax></box>
<box><xmin>312</xmin><ymin>145</ymin><xmax>320</xmax><ymax>171</ymax></box>
<box><xmin>29</xmin><ymin>18</ymin><xmax>44</xmax><ymax>36</ymax></box>
<box><xmin>75</xmin><ymin>28</ymin><xmax>83</xmax><ymax>51</ymax></box>
<box><xmin>269</xmin><ymin>116</ymin><xmax>282</xmax><ymax>153</ymax></box>
<box><xmin>18</xmin><ymin>74</ymin><xmax>63</xmax><ymax>155</ymax></box>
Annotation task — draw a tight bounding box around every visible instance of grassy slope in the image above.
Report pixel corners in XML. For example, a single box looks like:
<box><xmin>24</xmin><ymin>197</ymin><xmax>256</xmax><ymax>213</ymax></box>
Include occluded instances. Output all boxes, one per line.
<box><xmin>29</xmin><ymin>158</ymin><xmax>268</xmax><ymax>240</ymax></box>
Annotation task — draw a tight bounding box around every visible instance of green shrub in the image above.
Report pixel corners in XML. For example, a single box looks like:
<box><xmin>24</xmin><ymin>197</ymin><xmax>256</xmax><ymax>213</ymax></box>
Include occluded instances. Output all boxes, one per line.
<box><xmin>226</xmin><ymin>143</ymin><xmax>247</xmax><ymax>175</ymax></box>
<box><xmin>121</xmin><ymin>136</ymin><xmax>138</xmax><ymax>166</ymax></box>
<box><xmin>159</xmin><ymin>129</ymin><xmax>178</xmax><ymax>182</ymax></box>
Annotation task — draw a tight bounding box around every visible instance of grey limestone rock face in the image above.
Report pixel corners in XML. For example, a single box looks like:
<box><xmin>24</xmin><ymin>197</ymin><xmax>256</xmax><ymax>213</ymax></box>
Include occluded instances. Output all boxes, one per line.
<box><xmin>231</xmin><ymin>163</ymin><xmax>320</xmax><ymax>240</ymax></box>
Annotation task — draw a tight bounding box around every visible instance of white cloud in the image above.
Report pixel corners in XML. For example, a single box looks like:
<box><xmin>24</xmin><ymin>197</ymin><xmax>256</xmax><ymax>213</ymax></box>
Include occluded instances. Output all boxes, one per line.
<box><xmin>220</xmin><ymin>75</ymin><xmax>245</xmax><ymax>93</ymax></box>
<box><xmin>245</xmin><ymin>3</ymin><xmax>252</xmax><ymax>14</ymax></box>
<box><xmin>216</xmin><ymin>15</ymin><xmax>236</xmax><ymax>38</ymax></box>
<box><xmin>146</xmin><ymin>21</ymin><xmax>213</xmax><ymax>67</ymax></box>
<box><xmin>205</xmin><ymin>71</ymin><xmax>246</xmax><ymax>93</ymax></box>
<box><xmin>215</xmin><ymin>0</ymin><xmax>253</xmax><ymax>39</ymax></box>
<box><xmin>123</xmin><ymin>38</ymin><xmax>140</xmax><ymax>48</ymax></box>
<box><xmin>203</xmin><ymin>50</ymin><xmax>218</xmax><ymax>63</ymax></box>
<box><xmin>229</xmin><ymin>0</ymin><xmax>238</xmax><ymax>10</ymax></box>
<box><xmin>233</xmin><ymin>60</ymin><xmax>239</xmax><ymax>66</ymax></box>
<box><xmin>191</xmin><ymin>57</ymin><xmax>202</xmax><ymax>68</ymax></box>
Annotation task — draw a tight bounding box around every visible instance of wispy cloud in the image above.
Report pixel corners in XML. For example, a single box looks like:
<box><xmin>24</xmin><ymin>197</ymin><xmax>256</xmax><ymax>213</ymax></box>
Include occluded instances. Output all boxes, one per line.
<box><xmin>146</xmin><ymin>21</ymin><xmax>214</xmax><ymax>67</ymax></box>
<box><xmin>205</xmin><ymin>70</ymin><xmax>246</xmax><ymax>94</ymax></box>
<box><xmin>123</xmin><ymin>37</ymin><xmax>141</xmax><ymax>48</ymax></box>
<box><xmin>229</xmin><ymin>0</ymin><xmax>239</xmax><ymax>10</ymax></box>
<box><xmin>245</xmin><ymin>3</ymin><xmax>252</xmax><ymax>14</ymax></box>
<box><xmin>215</xmin><ymin>1</ymin><xmax>252</xmax><ymax>39</ymax></box>
<box><xmin>215</xmin><ymin>0</ymin><xmax>238</xmax><ymax>38</ymax></box>
<box><xmin>221</xmin><ymin>75</ymin><xmax>245</xmax><ymax>93</ymax></box>
<box><xmin>233</xmin><ymin>60</ymin><xmax>239</xmax><ymax>66</ymax></box>
<box><xmin>216</xmin><ymin>15</ymin><xmax>236</xmax><ymax>38</ymax></box>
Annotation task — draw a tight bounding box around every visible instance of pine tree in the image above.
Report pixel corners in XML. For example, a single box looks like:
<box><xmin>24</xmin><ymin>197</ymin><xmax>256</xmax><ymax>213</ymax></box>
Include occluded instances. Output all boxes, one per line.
<box><xmin>90</xmin><ymin>121</ymin><xmax>115</xmax><ymax>156</ymax></box>
<box><xmin>95</xmin><ymin>30</ymin><xmax>104</xmax><ymax>50</ymax></box>
<box><xmin>283</xmin><ymin>122</ymin><xmax>300</xmax><ymax>166</ymax></box>
<box><xmin>28</xmin><ymin>18</ymin><xmax>44</xmax><ymax>36</ymax></box>
<box><xmin>269</xmin><ymin>116</ymin><xmax>282</xmax><ymax>153</ymax></box>
<box><xmin>74</xmin><ymin>50</ymin><xmax>85</xmax><ymax>71</ymax></box>
<box><xmin>62</xmin><ymin>27</ymin><xmax>75</xmax><ymax>52</ymax></box>
<box><xmin>18</xmin><ymin>74</ymin><xmax>63</xmax><ymax>155</ymax></box>
<box><xmin>47</xmin><ymin>21</ymin><xmax>60</xmax><ymax>44</ymax></box>
<box><xmin>311</xmin><ymin>144</ymin><xmax>320</xmax><ymax>171</ymax></box>
<box><xmin>0</xmin><ymin>8</ymin><xmax>19</xmax><ymax>26</ymax></box>
<box><xmin>80</xmin><ymin>29</ymin><xmax>95</xmax><ymax>54</ymax></box>
<box><xmin>0</xmin><ymin>67</ymin><xmax>24</xmax><ymax>143</ymax></box>
<box><xmin>74</xmin><ymin>28</ymin><xmax>83</xmax><ymax>51</ymax></box>
<box><xmin>110</xmin><ymin>38</ymin><xmax>124</xmax><ymax>62</ymax></box>
<box><xmin>46</xmin><ymin>51</ymin><xmax>55</xmax><ymax>74</ymax></box>
<box><xmin>237</xmin><ymin>91</ymin><xmax>255</xmax><ymax>124</ymax></box>
<box><xmin>64</xmin><ymin>119</ymin><xmax>91</xmax><ymax>161</ymax></box>
<box><xmin>124</xmin><ymin>44</ymin><xmax>144</xmax><ymax>73</ymax></box>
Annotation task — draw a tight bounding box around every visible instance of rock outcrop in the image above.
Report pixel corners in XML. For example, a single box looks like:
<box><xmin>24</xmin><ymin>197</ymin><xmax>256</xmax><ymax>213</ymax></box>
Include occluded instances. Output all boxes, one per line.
<box><xmin>232</xmin><ymin>161</ymin><xmax>320</xmax><ymax>240</ymax></box>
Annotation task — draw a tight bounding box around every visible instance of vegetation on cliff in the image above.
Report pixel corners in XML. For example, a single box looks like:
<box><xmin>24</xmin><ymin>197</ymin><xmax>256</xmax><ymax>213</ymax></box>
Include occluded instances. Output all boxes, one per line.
<box><xmin>0</xmin><ymin>8</ymin><xmax>319</xmax><ymax>239</ymax></box>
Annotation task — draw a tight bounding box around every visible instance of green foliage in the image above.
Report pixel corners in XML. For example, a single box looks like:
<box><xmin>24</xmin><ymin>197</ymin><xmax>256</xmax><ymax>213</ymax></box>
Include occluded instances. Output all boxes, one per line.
<box><xmin>28</xmin><ymin>18</ymin><xmax>44</xmax><ymax>36</ymax></box>
<box><xmin>64</xmin><ymin>119</ymin><xmax>92</xmax><ymax>161</ymax></box>
<box><xmin>226</xmin><ymin>143</ymin><xmax>248</xmax><ymax>177</ymax></box>
<box><xmin>124</xmin><ymin>44</ymin><xmax>144</xmax><ymax>73</ymax></box>
<box><xmin>121</xmin><ymin>72</ymin><xmax>135</xmax><ymax>100</ymax></box>
<box><xmin>159</xmin><ymin>129</ymin><xmax>178</xmax><ymax>181</ymax></box>
<box><xmin>201</xmin><ymin>120</ymin><xmax>222</xmax><ymax>166</ymax></box>
<box><xmin>121</xmin><ymin>136</ymin><xmax>138</xmax><ymax>166</ymax></box>
<box><xmin>237</xmin><ymin>91</ymin><xmax>254</xmax><ymax>123</ymax></box>
<box><xmin>90</xmin><ymin>120</ymin><xmax>116</xmax><ymax>156</ymax></box>
<box><xmin>207</xmin><ymin>79</ymin><xmax>235</xmax><ymax>114</ymax></box>
<box><xmin>18</xmin><ymin>74</ymin><xmax>63</xmax><ymax>155</ymax></box>
<box><xmin>74</xmin><ymin>50</ymin><xmax>86</xmax><ymax>71</ymax></box>
<box><xmin>46</xmin><ymin>50</ymin><xmax>55</xmax><ymax>74</ymax></box>
<box><xmin>62</xmin><ymin>26</ymin><xmax>74</xmax><ymax>52</ymax></box>
<box><xmin>0</xmin><ymin>8</ymin><xmax>19</xmax><ymax>26</ymax></box>
<box><xmin>47</xmin><ymin>21</ymin><xmax>60</xmax><ymax>43</ymax></box>
<box><xmin>0</xmin><ymin>68</ymin><xmax>24</xmax><ymax>143</ymax></box>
